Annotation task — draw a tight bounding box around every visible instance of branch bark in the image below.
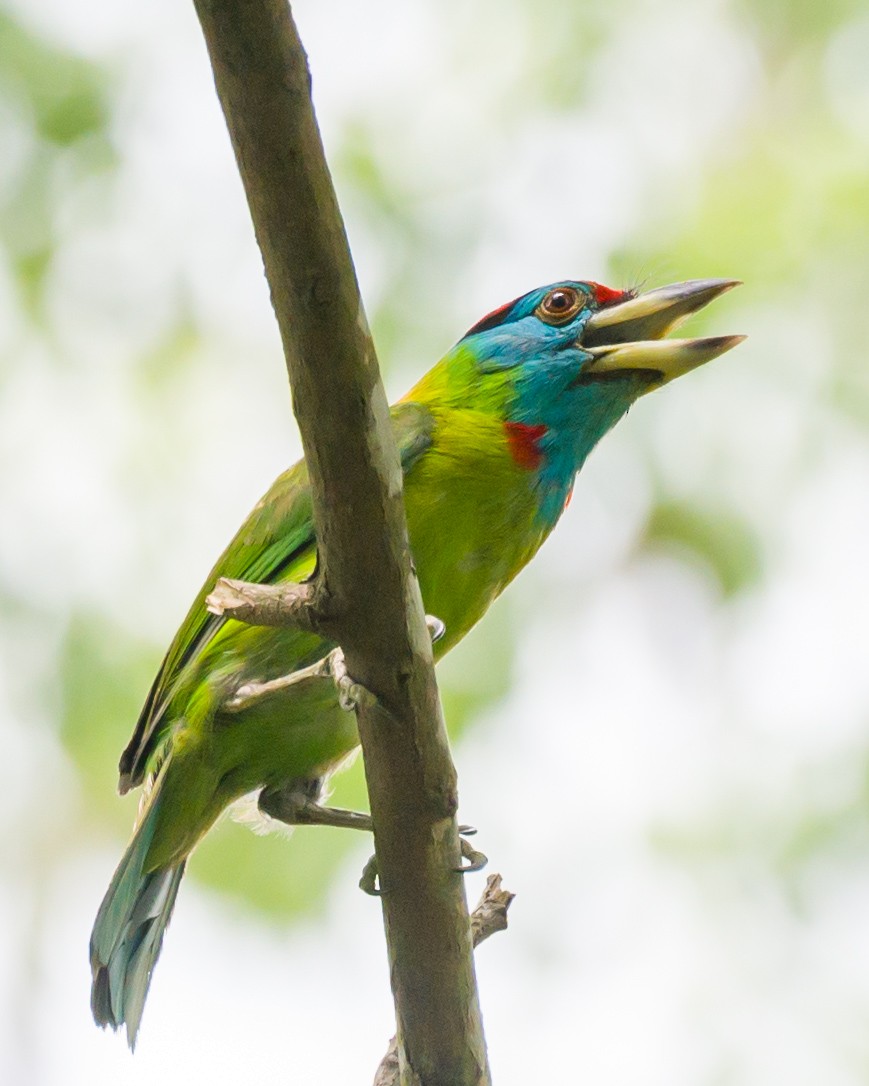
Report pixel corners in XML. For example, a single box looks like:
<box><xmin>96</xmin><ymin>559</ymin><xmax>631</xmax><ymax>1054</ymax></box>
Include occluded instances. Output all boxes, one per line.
<box><xmin>206</xmin><ymin>577</ymin><xmax>319</xmax><ymax>632</ymax></box>
<box><xmin>374</xmin><ymin>876</ymin><xmax>515</xmax><ymax>1086</ymax></box>
<box><xmin>191</xmin><ymin>2</ymin><xmax>490</xmax><ymax>1083</ymax></box>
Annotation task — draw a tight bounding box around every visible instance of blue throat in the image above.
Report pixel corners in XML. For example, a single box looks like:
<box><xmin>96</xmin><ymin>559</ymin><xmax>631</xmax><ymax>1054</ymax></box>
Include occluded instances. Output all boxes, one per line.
<box><xmin>506</xmin><ymin>337</ymin><xmax>646</xmax><ymax>524</ymax></box>
<box><xmin>459</xmin><ymin>288</ymin><xmax>649</xmax><ymax>525</ymax></box>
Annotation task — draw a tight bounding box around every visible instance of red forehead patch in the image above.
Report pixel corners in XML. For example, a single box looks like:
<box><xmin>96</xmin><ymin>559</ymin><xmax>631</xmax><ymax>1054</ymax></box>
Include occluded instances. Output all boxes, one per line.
<box><xmin>462</xmin><ymin>298</ymin><xmax>518</xmax><ymax>338</ymax></box>
<box><xmin>589</xmin><ymin>282</ymin><xmax>629</xmax><ymax>307</ymax></box>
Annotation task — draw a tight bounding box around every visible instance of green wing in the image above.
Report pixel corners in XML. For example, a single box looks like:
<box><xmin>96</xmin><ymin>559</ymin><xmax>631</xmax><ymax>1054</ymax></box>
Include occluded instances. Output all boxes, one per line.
<box><xmin>118</xmin><ymin>401</ymin><xmax>435</xmax><ymax>792</ymax></box>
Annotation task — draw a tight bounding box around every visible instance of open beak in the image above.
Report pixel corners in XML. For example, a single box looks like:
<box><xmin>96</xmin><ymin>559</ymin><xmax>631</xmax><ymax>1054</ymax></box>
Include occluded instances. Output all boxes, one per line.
<box><xmin>581</xmin><ymin>279</ymin><xmax>745</xmax><ymax>387</ymax></box>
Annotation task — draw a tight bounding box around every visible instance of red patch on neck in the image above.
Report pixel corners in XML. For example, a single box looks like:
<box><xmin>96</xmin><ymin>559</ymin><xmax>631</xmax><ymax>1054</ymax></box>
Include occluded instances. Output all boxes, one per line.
<box><xmin>589</xmin><ymin>282</ymin><xmax>629</xmax><ymax>307</ymax></box>
<box><xmin>505</xmin><ymin>422</ymin><xmax>547</xmax><ymax>470</ymax></box>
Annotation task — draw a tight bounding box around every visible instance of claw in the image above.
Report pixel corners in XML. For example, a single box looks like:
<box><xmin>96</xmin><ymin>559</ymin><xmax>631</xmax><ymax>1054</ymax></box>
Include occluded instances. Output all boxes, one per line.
<box><xmin>359</xmin><ymin>854</ymin><xmax>383</xmax><ymax>896</ymax></box>
<box><xmin>358</xmin><ymin>824</ymin><xmax>486</xmax><ymax>895</ymax></box>
<box><xmin>457</xmin><ymin>837</ymin><xmax>488</xmax><ymax>875</ymax></box>
<box><xmin>425</xmin><ymin>614</ymin><xmax>446</xmax><ymax>643</ymax></box>
<box><xmin>328</xmin><ymin>648</ymin><xmax>376</xmax><ymax>712</ymax></box>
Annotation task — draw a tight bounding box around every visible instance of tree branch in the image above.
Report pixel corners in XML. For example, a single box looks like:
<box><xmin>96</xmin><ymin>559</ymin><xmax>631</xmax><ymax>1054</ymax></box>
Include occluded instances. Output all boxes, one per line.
<box><xmin>191</xmin><ymin>2</ymin><xmax>490</xmax><ymax>1082</ymax></box>
<box><xmin>205</xmin><ymin>577</ymin><xmax>320</xmax><ymax>632</ymax></box>
<box><xmin>374</xmin><ymin>876</ymin><xmax>515</xmax><ymax>1086</ymax></box>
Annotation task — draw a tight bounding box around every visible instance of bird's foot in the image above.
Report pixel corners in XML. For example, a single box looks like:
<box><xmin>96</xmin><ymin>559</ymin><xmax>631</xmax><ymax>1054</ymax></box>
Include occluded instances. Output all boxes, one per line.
<box><xmin>456</xmin><ymin>831</ymin><xmax>488</xmax><ymax>876</ymax></box>
<box><xmin>325</xmin><ymin>648</ymin><xmax>377</xmax><ymax>713</ymax></box>
<box><xmin>259</xmin><ymin>785</ymin><xmax>374</xmax><ymax>832</ymax></box>
<box><xmin>359</xmin><ymin>854</ymin><xmax>381</xmax><ymax>896</ymax></box>
<box><xmin>359</xmin><ymin>825</ymin><xmax>487</xmax><ymax>896</ymax></box>
<box><xmin>425</xmin><ymin>614</ymin><xmax>446</xmax><ymax>643</ymax></box>
<box><xmin>326</xmin><ymin>614</ymin><xmax>444</xmax><ymax>712</ymax></box>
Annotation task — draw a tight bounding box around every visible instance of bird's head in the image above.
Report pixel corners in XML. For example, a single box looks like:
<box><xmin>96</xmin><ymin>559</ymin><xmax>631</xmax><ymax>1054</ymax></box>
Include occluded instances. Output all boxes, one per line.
<box><xmin>418</xmin><ymin>278</ymin><xmax>742</xmax><ymax>503</ymax></box>
<box><xmin>460</xmin><ymin>276</ymin><xmax>743</xmax><ymax>402</ymax></box>
<box><xmin>411</xmin><ymin>277</ymin><xmax>744</xmax><ymax>521</ymax></box>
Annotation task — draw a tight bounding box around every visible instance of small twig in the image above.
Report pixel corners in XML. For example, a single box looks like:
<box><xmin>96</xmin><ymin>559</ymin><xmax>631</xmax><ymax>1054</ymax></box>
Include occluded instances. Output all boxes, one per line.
<box><xmin>205</xmin><ymin>577</ymin><xmax>322</xmax><ymax>632</ymax></box>
<box><xmin>469</xmin><ymin>874</ymin><xmax>515</xmax><ymax>948</ymax></box>
<box><xmin>373</xmin><ymin>876</ymin><xmax>515</xmax><ymax>1086</ymax></box>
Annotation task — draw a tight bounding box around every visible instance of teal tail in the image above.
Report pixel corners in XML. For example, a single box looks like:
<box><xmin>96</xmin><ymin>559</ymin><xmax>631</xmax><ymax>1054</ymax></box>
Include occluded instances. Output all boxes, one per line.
<box><xmin>89</xmin><ymin>789</ymin><xmax>185</xmax><ymax>1050</ymax></box>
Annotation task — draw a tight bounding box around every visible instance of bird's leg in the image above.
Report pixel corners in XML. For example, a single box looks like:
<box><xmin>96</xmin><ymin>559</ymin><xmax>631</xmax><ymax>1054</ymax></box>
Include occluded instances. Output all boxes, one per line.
<box><xmin>247</xmin><ymin>613</ymin><xmax>472</xmax><ymax>893</ymax></box>
<box><xmin>258</xmin><ymin>781</ymin><xmax>374</xmax><ymax>832</ymax></box>
<box><xmin>260</xmin><ymin>785</ymin><xmax>485</xmax><ymax>895</ymax></box>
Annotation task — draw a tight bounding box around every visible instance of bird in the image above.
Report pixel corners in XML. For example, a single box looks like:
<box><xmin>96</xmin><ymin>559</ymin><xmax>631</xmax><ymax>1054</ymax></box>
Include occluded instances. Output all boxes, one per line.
<box><xmin>90</xmin><ymin>277</ymin><xmax>743</xmax><ymax>1047</ymax></box>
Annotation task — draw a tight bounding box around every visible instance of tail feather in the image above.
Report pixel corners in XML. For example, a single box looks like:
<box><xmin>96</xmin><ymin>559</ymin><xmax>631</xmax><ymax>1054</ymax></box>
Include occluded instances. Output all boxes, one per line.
<box><xmin>90</xmin><ymin>787</ymin><xmax>185</xmax><ymax>1049</ymax></box>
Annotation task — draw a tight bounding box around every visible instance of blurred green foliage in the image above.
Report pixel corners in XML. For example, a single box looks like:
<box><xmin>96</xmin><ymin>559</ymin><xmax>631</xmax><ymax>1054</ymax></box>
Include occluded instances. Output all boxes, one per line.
<box><xmin>0</xmin><ymin>11</ymin><xmax>114</xmax><ymax>316</ymax></box>
<box><xmin>642</xmin><ymin>499</ymin><xmax>763</xmax><ymax>598</ymax></box>
<box><xmin>650</xmin><ymin>748</ymin><xmax>869</xmax><ymax>918</ymax></box>
<box><xmin>60</xmin><ymin>614</ymin><xmax>157</xmax><ymax>825</ymax></box>
<box><xmin>0</xmin><ymin>12</ymin><xmax>110</xmax><ymax>144</ymax></box>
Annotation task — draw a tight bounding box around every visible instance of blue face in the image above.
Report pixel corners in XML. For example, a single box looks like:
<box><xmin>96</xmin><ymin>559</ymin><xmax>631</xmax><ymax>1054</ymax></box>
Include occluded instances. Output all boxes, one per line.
<box><xmin>461</xmin><ymin>281</ymin><xmax>604</xmax><ymax>371</ymax></box>
<box><xmin>462</xmin><ymin>281</ymin><xmax>652</xmax><ymax>523</ymax></box>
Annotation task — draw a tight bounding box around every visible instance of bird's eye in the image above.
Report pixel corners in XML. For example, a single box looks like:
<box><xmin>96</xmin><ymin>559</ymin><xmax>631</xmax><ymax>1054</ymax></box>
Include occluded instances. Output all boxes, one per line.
<box><xmin>535</xmin><ymin>287</ymin><xmax>585</xmax><ymax>325</ymax></box>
